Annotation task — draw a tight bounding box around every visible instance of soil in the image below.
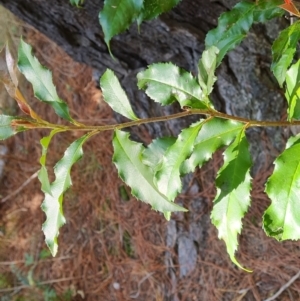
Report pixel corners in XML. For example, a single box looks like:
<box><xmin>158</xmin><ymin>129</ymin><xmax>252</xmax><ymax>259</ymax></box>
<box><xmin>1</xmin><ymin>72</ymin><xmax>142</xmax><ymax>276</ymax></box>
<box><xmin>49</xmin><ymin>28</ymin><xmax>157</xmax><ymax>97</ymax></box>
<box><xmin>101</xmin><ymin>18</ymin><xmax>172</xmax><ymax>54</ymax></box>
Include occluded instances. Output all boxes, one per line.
<box><xmin>0</xmin><ymin>8</ymin><xmax>300</xmax><ymax>301</ymax></box>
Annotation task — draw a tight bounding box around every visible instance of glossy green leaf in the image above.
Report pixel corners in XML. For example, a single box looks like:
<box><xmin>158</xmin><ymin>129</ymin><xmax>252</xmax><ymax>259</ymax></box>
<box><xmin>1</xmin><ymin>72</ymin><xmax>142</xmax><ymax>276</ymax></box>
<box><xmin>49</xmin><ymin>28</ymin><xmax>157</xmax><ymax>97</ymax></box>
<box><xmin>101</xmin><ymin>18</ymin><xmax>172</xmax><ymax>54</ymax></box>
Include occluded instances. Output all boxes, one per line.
<box><xmin>198</xmin><ymin>46</ymin><xmax>219</xmax><ymax>96</ymax></box>
<box><xmin>271</xmin><ymin>22</ymin><xmax>300</xmax><ymax>87</ymax></box>
<box><xmin>100</xmin><ymin>69</ymin><xmax>139</xmax><ymax>120</ymax></box>
<box><xmin>70</xmin><ymin>0</ymin><xmax>84</xmax><ymax>7</ymax></box>
<box><xmin>264</xmin><ymin>135</ymin><xmax>300</xmax><ymax>241</ymax></box>
<box><xmin>155</xmin><ymin>121</ymin><xmax>203</xmax><ymax>201</ymax></box>
<box><xmin>205</xmin><ymin>0</ymin><xmax>282</xmax><ymax>66</ymax></box>
<box><xmin>142</xmin><ymin>137</ymin><xmax>176</xmax><ymax>172</ymax></box>
<box><xmin>42</xmin><ymin>134</ymin><xmax>90</xmax><ymax>256</ymax></box>
<box><xmin>0</xmin><ymin>115</ymin><xmax>17</xmax><ymax>140</ymax></box>
<box><xmin>253</xmin><ymin>0</ymin><xmax>283</xmax><ymax>22</ymax></box>
<box><xmin>113</xmin><ymin>130</ymin><xmax>187</xmax><ymax>219</ymax></box>
<box><xmin>137</xmin><ymin>63</ymin><xmax>210</xmax><ymax>109</ymax></box>
<box><xmin>181</xmin><ymin>118</ymin><xmax>244</xmax><ymax>174</ymax></box>
<box><xmin>205</xmin><ymin>1</ymin><xmax>255</xmax><ymax>65</ymax></box>
<box><xmin>137</xmin><ymin>0</ymin><xmax>181</xmax><ymax>25</ymax></box>
<box><xmin>211</xmin><ymin>130</ymin><xmax>252</xmax><ymax>271</ymax></box>
<box><xmin>99</xmin><ymin>0</ymin><xmax>143</xmax><ymax>53</ymax></box>
<box><xmin>17</xmin><ymin>39</ymin><xmax>73</xmax><ymax>122</ymax></box>
<box><xmin>38</xmin><ymin>129</ymin><xmax>63</xmax><ymax>196</ymax></box>
<box><xmin>285</xmin><ymin>60</ymin><xmax>300</xmax><ymax>120</ymax></box>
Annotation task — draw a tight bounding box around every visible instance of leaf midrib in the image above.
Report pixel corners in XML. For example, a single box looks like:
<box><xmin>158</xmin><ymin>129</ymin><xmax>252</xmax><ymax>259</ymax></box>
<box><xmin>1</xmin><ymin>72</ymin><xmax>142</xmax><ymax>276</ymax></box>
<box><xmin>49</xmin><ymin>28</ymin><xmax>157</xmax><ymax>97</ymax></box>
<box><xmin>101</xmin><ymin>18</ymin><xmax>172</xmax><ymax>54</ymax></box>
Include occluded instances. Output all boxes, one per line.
<box><xmin>142</xmin><ymin>76</ymin><xmax>203</xmax><ymax>102</ymax></box>
<box><xmin>208</xmin><ymin>4</ymin><xmax>255</xmax><ymax>46</ymax></box>
<box><xmin>51</xmin><ymin>137</ymin><xmax>86</xmax><ymax>196</ymax></box>
<box><xmin>164</xmin><ymin>123</ymin><xmax>202</xmax><ymax>195</ymax></box>
<box><xmin>223</xmin><ymin>131</ymin><xmax>250</xmax><ymax>245</ymax></box>
<box><xmin>24</xmin><ymin>44</ymin><xmax>58</xmax><ymax>103</ymax></box>
<box><xmin>116</xmin><ymin>133</ymin><xmax>167</xmax><ymax>197</ymax></box>
<box><xmin>105</xmin><ymin>73</ymin><xmax>137</xmax><ymax>120</ymax></box>
<box><xmin>196</xmin><ymin>125</ymin><xmax>243</xmax><ymax>147</ymax></box>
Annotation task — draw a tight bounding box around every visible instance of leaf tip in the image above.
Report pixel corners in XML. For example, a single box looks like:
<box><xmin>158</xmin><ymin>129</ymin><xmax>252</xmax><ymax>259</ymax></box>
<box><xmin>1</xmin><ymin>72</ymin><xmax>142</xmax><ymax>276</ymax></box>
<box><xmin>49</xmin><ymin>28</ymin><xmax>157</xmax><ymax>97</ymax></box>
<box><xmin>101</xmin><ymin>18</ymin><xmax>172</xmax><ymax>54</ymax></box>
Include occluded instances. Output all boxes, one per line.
<box><xmin>229</xmin><ymin>247</ymin><xmax>252</xmax><ymax>272</ymax></box>
<box><xmin>46</xmin><ymin>240</ymin><xmax>58</xmax><ymax>257</ymax></box>
<box><xmin>164</xmin><ymin>211</ymin><xmax>171</xmax><ymax>220</ymax></box>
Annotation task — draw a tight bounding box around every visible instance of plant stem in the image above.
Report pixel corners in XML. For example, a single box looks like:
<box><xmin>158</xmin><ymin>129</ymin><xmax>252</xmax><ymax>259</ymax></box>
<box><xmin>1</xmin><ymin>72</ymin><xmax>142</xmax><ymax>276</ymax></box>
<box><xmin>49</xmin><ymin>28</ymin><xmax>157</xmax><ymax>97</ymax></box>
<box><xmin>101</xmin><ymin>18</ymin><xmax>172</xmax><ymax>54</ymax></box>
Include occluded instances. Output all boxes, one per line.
<box><xmin>26</xmin><ymin>108</ymin><xmax>300</xmax><ymax>133</ymax></box>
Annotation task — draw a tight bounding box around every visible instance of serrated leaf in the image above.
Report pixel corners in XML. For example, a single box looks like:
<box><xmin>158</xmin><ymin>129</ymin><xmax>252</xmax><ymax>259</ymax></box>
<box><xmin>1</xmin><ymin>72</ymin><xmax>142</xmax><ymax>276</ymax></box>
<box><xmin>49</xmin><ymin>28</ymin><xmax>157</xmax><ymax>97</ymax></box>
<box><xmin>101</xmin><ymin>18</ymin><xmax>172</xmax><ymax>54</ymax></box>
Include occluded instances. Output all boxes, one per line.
<box><xmin>0</xmin><ymin>115</ymin><xmax>17</xmax><ymax>140</ymax></box>
<box><xmin>137</xmin><ymin>0</ymin><xmax>181</xmax><ymax>25</ymax></box>
<box><xmin>99</xmin><ymin>0</ymin><xmax>143</xmax><ymax>53</ymax></box>
<box><xmin>181</xmin><ymin>118</ymin><xmax>244</xmax><ymax>175</ymax></box>
<box><xmin>155</xmin><ymin>121</ymin><xmax>204</xmax><ymax>201</ymax></box>
<box><xmin>198</xmin><ymin>46</ymin><xmax>219</xmax><ymax>96</ymax></box>
<box><xmin>211</xmin><ymin>130</ymin><xmax>252</xmax><ymax>271</ymax></box>
<box><xmin>285</xmin><ymin>60</ymin><xmax>300</xmax><ymax>120</ymax></box>
<box><xmin>100</xmin><ymin>69</ymin><xmax>139</xmax><ymax>120</ymax></box>
<box><xmin>204</xmin><ymin>0</ymin><xmax>282</xmax><ymax>66</ymax></box>
<box><xmin>253</xmin><ymin>0</ymin><xmax>284</xmax><ymax>22</ymax></box>
<box><xmin>271</xmin><ymin>22</ymin><xmax>300</xmax><ymax>87</ymax></box>
<box><xmin>70</xmin><ymin>0</ymin><xmax>84</xmax><ymax>7</ymax></box>
<box><xmin>142</xmin><ymin>137</ymin><xmax>176</xmax><ymax>172</ymax></box>
<box><xmin>113</xmin><ymin>130</ymin><xmax>187</xmax><ymax>219</ymax></box>
<box><xmin>205</xmin><ymin>1</ymin><xmax>255</xmax><ymax>65</ymax></box>
<box><xmin>42</xmin><ymin>134</ymin><xmax>90</xmax><ymax>256</ymax></box>
<box><xmin>17</xmin><ymin>39</ymin><xmax>73</xmax><ymax>122</ymax></box>
<box><xmin>264</xmin><ymin>135</ymin><xmax>300</xmax><ymax>240</ymax></box>
<box><xmin>137</xmin><ymin>63</ymin><xmax>210</xmax><ymax>109</ymax></box>
<box><xmin>38</xmin><ymin>129</ymin><xmax>63</xmax><ymax>195</ymax></box>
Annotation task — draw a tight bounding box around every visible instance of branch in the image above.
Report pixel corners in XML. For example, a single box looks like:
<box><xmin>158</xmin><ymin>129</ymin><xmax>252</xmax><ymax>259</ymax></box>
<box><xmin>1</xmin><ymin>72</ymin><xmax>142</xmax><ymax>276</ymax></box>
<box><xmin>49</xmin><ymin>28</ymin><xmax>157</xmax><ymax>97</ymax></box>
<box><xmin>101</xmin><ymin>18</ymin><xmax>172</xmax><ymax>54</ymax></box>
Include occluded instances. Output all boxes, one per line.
<box><xmin>264</xmin><ymin>270</ymin><xmax>300</xmax><ymax>301</ymax></box>
<box><xmin>23</xmin><ymin>108</ymin><xmax>300</xmax><ymax>133</ymax></box>
<box><xmin>1</xmin><ymin>170</ymin><xmax>39</xmax><ymax>203</ymax></box>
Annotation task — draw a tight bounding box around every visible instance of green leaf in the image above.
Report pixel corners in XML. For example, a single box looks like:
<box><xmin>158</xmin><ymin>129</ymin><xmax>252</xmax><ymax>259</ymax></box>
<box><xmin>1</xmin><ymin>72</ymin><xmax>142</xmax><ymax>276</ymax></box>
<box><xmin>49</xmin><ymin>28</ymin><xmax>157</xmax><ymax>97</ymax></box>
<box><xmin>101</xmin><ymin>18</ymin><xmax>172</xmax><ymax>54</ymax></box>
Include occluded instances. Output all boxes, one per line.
<box><xmin>42</xmin><ymin>134</ymin><xmax>90</xmax><ymax>256</ymax></box>
<box><xmin>155</xmin><ymin>121</ymin><xmax>204</xmax><ymax>201</ymax></box>
<box><xmin>285</xmin><ymin>60</ymin><xmax>300</xmax><ymax>121</ymax></box>
<box><xmin>137</xmin><ymin>63</ymin><xmax>210</xmax><ymax>109</ymax></box>
<box><xmin>198</xmin><ymin>46</ymin><xmax>219</xmax><ymax>96</ymax></box>
<box><xmin>271</xmin><ymin>22</ymin><xmax>300</xmax><ymax>87</ymax></box>
<box><xmin>205</xmin><ymin>1</ymin><xmax>255</xmax><ymax>65</ymax></box>
<box><xmin>181</xmin><ymin>118</ymin><xmax>244</xmax><ymax>175</ymax></box>
<box><xmin>100</xmin><ymin>69</ymin><xmax>139</xmax><ymax>120</ymax></box>
<box><xmin>137</xmin><ymin>0</ymin><xmax>181</xmax><ymax>25</ymax></box>
<box><xmin>0</xmin><ymin>115</ymin><xmax>17</xmax><ymax>140</ymax></box>
<box><xmin>264</xmin><ymin>135</ymin><xmax>300</xmax><ymax>241</ymax></box>
<box><xmin>99</xmin><ymin>0</ymin><xmax>143</xmax><ymax>53</ymax></box>
<box><xmin>17</xmin><ymin>39</ymin><xmax>73</xmax><ymax>122</ymax></box>
<box><xmin>70</xmin><ymin>0</ymin><xmax>84</xmax><ymax>7</ymax></box>
<box><xmin>112</xmin><ymin>130</ymin><xmax>187</xmax><ymax>219</ymax></box>
<box><xmin>211</xmin><ymin>130</ymin><xmax>252</xmax><ymax>271</ymax></box>
<box><xmin>38</xmin><ymin>129</ymin><xmax>63</xmax><ymax>195</ymax></box>
<box><xmin>204</xmin><ymin>0</ymin><xmax>282</xmax><ymax>66</ymax></box>
<box><xmin>253</xmin><ymin>0</ymin><xmax>284</xmax><ymax>22</ymax></box>
<box><xmin>142</xmin><ymin>137</ymin><xmax>176</xmax><ymax>172</ymax></box>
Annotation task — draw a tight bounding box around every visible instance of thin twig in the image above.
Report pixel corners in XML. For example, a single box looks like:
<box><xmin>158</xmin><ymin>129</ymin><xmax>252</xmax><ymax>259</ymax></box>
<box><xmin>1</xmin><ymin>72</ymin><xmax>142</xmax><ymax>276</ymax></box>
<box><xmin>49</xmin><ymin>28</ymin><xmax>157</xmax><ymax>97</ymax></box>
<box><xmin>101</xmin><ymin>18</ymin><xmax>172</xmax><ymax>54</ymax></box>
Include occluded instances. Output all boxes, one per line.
<box><xmin>264</xmin><ymin>270</ymin><xmax>300</xmax><ymax>301</ymax></box>
<box><xmin>23</xmin><ymin>108</ymin><xmax>300</xmax><ymax>134</ymax></box>
<box><xmin>130</xmin><ymin>272</ymin><xmax>155</xmax><ymax>299</ymax></box>
<box><xmin>1</xmin><ymin>170</ymin><xmax>39</xmax><ymax>203</ymax></box>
